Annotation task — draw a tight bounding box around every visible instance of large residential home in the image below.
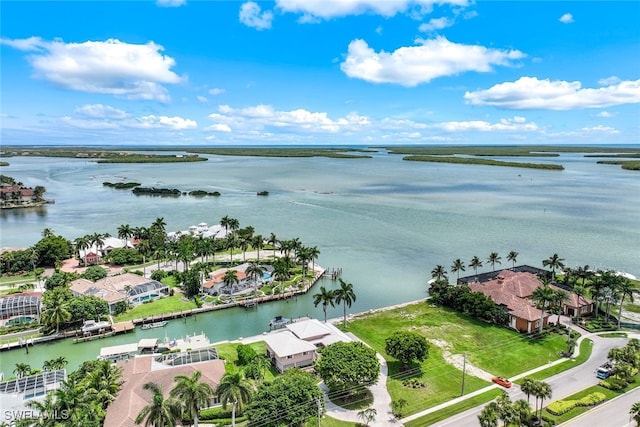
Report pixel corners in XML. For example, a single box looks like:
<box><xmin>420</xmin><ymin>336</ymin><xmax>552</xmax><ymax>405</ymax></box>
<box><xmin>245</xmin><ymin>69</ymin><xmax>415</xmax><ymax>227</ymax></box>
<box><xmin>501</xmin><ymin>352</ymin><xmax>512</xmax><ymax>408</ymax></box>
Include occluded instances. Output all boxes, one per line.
<box><xmin>104</xmin><ymin>355</ymin><xmax>225</xmax><ymax>427</ymax></box>
<box><xmin>0</xmin><ymin>370</ymin><xmax>66</xmax><ymax>418</ymax></box>
<box><xmin>70</xmin><ymin>273</ymin><xmax>169</xmax><ymax>312</ymax></box>
<box><xmin>0</xmin><ymin>292</ymin><xmax>42</xmax><ymax>326</ymax></box>
<box><xmin>78</xmin><ymin>236</ymin><xmax>134</xmax><ymax>265</ymax></box>
<box><xmin>561</xmin><ymin>291</ymin><xmax>594</xmax><ymax>318</ymax></box>
<box><xmin>0</xmin><ymin>183</ymin><xmax>37</xmax><ymax>204</ymax></box>
<box><xmin>263</xmin><ymin>318</ymin><xmax>351</xmax><ymax>373</ymax></box>
<box><xmin>202</xmin><ymin>263</ymin><xmax>273</xmax><ymax>295</ymax></box>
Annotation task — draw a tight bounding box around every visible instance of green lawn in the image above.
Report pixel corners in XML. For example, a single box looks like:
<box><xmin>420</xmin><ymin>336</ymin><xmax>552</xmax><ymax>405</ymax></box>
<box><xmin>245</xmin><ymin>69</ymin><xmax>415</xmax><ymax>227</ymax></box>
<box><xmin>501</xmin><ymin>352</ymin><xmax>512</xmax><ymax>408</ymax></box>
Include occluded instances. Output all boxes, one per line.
<box><xmin>344</xmin><ymin>302</ymin><xmax>569</xmax><ymax>416</ymax></box>
<box><xmin>516</xmin><ymin>338</ymin><xmax>593</xmax><ymax>382</ymax></box>
<box><xmin>113</xmin><ymin>295</ymin><xmax>197</xmax><ymax>321</ymax></box>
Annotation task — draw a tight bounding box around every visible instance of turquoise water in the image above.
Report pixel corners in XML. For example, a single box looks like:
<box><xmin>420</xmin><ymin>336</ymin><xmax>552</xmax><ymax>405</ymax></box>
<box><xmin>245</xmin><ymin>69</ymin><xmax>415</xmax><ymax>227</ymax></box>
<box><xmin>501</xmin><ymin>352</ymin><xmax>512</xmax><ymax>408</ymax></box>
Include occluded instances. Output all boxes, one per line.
<box><xmin>0</xmin><ymin>149</ymin><xmax>639</xmax><ymax>375</ymax></box>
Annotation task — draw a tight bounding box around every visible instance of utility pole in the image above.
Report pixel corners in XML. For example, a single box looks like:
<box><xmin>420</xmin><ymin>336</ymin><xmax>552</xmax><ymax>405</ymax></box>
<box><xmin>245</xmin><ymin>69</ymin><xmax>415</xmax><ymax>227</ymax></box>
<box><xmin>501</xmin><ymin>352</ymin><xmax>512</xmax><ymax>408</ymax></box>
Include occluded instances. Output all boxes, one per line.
<box><xmin>461</xmin><ymin>352</ymin><xmax>466</xmax><ymax>396</ymax></box>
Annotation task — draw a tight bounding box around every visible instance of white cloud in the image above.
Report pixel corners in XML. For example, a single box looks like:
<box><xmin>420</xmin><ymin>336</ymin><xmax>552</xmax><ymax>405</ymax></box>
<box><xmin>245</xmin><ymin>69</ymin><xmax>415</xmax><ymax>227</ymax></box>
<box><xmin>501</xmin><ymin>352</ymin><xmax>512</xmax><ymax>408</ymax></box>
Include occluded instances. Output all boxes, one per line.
<box><xmin>239</xmin><ymin>2</ymin><xmax>274</xmax><ymax>30</ymax></box>
<box><xmin>597</xmin><ymin>111</ymin><xmax>615</xmax><ymax>118</ymax></box>
<box><xmin>75</xmin><ymin>104</ymin><xmax>128</xmax><ymax>119</ymax></box>
<box><xmin>437</xmin><ymin>116</ymin><xmax>539</xmax><ymax>132</ymax></box>
<box><xmin>209</xmin><ymin>87</ymin><xmax>226</xmax><ymax>95</ymax></box>
<box><xmin>134</xmin><ymin>115</ymin><xmax>197</xmax><ymax>130</ymax></box>
<box><xmin>598</xmin><ymin>76</ymin><xmax>621</xmax><ymax>86</ymax></box>
<box><xmin>580</xmin><ymin>125</ymin><xmax>618</xmax><ymax>134</ymax></box>
<box><xmin>208</xmin><ymin>104</ymin><xmax>370</xmax><ymax>135</ymax></box>
<box><xmin>559</xmin><ymin>13</ymin><xmax>574</xmax><ymax>24</ymax></box>
<box><xmin>207</xmin><ymin>123</ymin><xmax>232</xmax><ymax>132</ymax></box>
<box><xmin>341</xmin><ymin>37</ymin><xmax>525</xmax><ymax>86</ymax></box>
<box><xmin>418</xmin><ymin>17</ymin><xmax>454</xmax><ymax>32</ymax></box>
<box><xmin>197</xmin><ymin>96</ymin><xmax>208</xmax><ymax>103</ymax></box>
<box><xmin>464</xmin><ymin>77</ymin><xmax>640</xmax><ymax>110</ymax></box>
<box><xmin>1</xmin><ymin>37</ymin><xmax>182</xmax><ymax>102</ymax></box>
<box><xmin>276</xmin><ymin>0</ymin><xmax>469</xmax><ymax>20</ymax></box>
<box><xmin>156</xmin><ymin>0</ymin><xmax>186</xmax><ymax>7</ymax></box>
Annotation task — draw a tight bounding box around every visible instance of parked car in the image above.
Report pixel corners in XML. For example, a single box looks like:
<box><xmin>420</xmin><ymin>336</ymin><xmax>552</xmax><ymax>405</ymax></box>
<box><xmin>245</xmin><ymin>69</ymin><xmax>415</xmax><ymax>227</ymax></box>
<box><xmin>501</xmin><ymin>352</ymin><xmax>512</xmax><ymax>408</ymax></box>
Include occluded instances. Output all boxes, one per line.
<box><xmin>492</xmin><ymin>376</ymin><xmax>512</xmax><ymax>388</ymax></box>
<box><xmin>596</xmin><ymin>362</ymin><xmax>615</xmax><ymax>379</ymax></box>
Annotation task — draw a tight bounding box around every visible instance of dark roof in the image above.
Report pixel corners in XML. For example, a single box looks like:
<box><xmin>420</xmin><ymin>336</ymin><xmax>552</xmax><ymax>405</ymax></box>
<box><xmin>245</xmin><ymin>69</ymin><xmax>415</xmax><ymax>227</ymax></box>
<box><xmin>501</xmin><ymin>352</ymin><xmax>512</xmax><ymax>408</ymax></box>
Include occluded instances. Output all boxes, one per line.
<box><xmin>458</xmin><ymin>265</ymin><xmax>549</xmax><ymax>285</ymax></box>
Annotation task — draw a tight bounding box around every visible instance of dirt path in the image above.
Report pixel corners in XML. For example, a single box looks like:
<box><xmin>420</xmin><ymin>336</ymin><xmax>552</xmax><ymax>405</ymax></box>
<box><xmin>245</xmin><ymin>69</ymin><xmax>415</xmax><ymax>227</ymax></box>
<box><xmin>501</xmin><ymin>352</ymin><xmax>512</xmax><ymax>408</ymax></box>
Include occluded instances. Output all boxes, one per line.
<box><xmin>428</xmin><ymin>339</ymin><xmax>495</xmax><ymax>381</ymax></box>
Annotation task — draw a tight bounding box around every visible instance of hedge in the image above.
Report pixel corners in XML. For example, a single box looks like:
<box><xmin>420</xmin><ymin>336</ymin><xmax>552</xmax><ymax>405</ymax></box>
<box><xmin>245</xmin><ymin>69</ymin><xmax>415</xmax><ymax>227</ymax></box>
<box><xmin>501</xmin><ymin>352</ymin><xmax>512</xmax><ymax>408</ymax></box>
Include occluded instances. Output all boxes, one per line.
<box><xmin>546</xmin><ymin>392</ymin><xmax>606</xmax><ymax>415</ymax></box>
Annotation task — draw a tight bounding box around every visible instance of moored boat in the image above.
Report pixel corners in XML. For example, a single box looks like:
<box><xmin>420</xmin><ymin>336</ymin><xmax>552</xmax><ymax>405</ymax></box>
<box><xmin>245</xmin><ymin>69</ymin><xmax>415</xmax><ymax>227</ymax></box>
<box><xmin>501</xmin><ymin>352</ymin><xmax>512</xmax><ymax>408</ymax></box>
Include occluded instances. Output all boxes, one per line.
<box><xmin>140</xmin><ymin>321</ymin><xmax>169</xmax><ymax>330</ymax></box>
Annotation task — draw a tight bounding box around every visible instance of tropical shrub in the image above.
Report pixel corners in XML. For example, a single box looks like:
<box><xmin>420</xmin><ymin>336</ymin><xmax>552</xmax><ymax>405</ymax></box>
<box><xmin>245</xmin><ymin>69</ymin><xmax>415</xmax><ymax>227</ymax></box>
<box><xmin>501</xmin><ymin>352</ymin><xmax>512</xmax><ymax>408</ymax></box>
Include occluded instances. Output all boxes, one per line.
<box><xmin>546</xmin><ymin>392</ymin><xmax>606</xmax><ymax>415</ymax></box>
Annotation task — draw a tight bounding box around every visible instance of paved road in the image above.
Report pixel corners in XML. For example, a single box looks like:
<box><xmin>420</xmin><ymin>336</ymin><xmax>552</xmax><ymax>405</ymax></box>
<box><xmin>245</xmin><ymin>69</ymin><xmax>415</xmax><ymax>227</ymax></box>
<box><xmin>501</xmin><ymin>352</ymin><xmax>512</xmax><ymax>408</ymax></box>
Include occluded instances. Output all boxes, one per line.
<box><xmin>430</xmin><ymin>334</ymin><xmax>635</xmax><ymax>427</ymax></box>
<box><xmin>560</xmin><ymin>386</ymin><xmax>640</xmax><ymax>427</ymax></box>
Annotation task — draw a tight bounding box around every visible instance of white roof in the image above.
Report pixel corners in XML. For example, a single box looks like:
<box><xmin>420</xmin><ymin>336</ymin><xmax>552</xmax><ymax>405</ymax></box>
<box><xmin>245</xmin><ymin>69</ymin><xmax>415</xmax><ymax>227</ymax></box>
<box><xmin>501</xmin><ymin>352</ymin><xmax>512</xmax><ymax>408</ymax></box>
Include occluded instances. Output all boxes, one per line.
<box><xmin>100</xmin><ymin>343</ymin><xmax>139</xmax><ymax>358</ymax></box>
<box><xmin>264</xmin><ymin>331</ymin><xmax>317</xmax><ymax>358</ymax></box>
<box><xmin>138</xmin><ymin>338</ymin><xmax>159</xmax><ymax>349</ymax></box>
<box><xmin>286</xmin><ymin>318</ymin><xmax>332</xmax><ymax>340</ymax></box>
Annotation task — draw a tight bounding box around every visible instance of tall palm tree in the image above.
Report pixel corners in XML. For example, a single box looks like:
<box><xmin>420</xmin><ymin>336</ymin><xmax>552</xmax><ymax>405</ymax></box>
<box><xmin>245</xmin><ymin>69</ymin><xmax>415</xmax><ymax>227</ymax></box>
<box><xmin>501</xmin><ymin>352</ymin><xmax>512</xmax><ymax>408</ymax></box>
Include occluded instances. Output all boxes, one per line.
<box><xmin>216</xmin><ymin>372</ymin><xmax>254</xmax><ymax>427</ymax></box>
<box><xmin>222</xmin><ymin>269</ymin><xmax>239</xmax><ymax>295</ymax></box>
<box><xmin>135</xmin><ymin>382</ymin><xmax>182</xmax><ymax>427</ymax></box>
<box><xmin>616</xmin><ymin>278</ymin><xmax>636</xmax><ymax>328</ymax></box>
<box><xmin>90</xmin><ymin>232</ymin><xmax>106</xmax><ymax>264</ymax></box>
<box><xmin>267</xmin><ymin>233</ymin><xmax>278</xmax><ymax>259</ymax></box>
<box><xmin>534</xmin><ymin>381</ymin><xmax>552</xmax><ymax>419</ymax></box>
<box><xmin>469</xmin><ymin>256</ymin><xmax>483</xmax><ymax>276</ymax></box>
<box><xmin>151</xmin><ymin>217</ymin><xmax>167</xmax><ymax>232</ymax></box>
<box><xmin>512</xmin><ymin>399</ymin><xmax>532</xmax><ymax>426</ymax></box>
<box><xmin>531</xmin><ymin>285</ymin><xmax>555</xmax><ymax>332</ymax></box>
<box><xmin>551</xmin><ymin>289</ymin><xmax>569</xmax><ymax>324</ymax></box>
<box><xmin>575</xmin><ymin>264</ymin><xmax>593</xmax><ymax>285</ymax></box>
<box><xmin>117</xmin><ymin>224</ymin><xmax>132</xmax><ymax>245</ymax></box>
<box><xmin>74</xmin><ymin>235</ymin><xmax>91</xmax><ymax>264</ymax></box>
<box><xmin>296</xmin><ymin>246</ymin><xmax>312</xmax><ymax>283</ymax></box>
<box><xmin>54</xmin><ymin>377</ymin><xmax>91</xmax><ymax>424</ymax></box>
<box><xmin>252</xmin><ymin>234</ymin><xmax>264</xmax><ymax>262</ymax></box>
<box><xmin>573</xmin><ymin>284</ymin><xmax>587</xmax><ymax>320</ymax></box>
<box><xmin>520</xmin><ymin>377</ymin><xmax>536</xmax><ymax>404</ymax></box>
<box><xmin>451</xmin><ymin>259</ymin><xmax>465</xmax><ymax>281</ymax></box>
<box><xmin>228</xmin><ymin>217</ymin><xmax>240</xmax><ymax>235</ymax></box>
<box><xmin>170</xmin><ymin>371</ymin><xmax>215</xmax><ymax>427</ymax></box>
<box><xmin>542</xmin><ymin>253</ymin><xmax>565</xmax><ymax>281</ymax></box>
<box><xmin>307</xmin><ymin>246</ymin><xmax>320</xmax><ymax>275</ymax></box>
<box><xmin>220</xmin><ymin>215</ymin><xmax>231</xmax><ymax>235</ymax></box>
<box><xmin>478</xmin><ymin>401</ymin><xmax>499</xmax><ymax>427</ymax></box>
<box><xmin>84</xmin><ymin>361</ymin><xmax>123</xmax><ymax>409</ymax></box>
<box><xmin>506</xmin><ymin>250</ymin><xmax>519</xmax><ymax>270</ymax></box>
<box><xmin>431</xmin><ymin>265</ymin><xmax>447</xmax><ymax>281</ymax></box>
<box><xmin>272</xmin><ymin>258</ymin><xmax>291</xmax><ymax>295</ymax></box>
<box><xmin>313</xmin><ymin>286</ymin><xmax>335</xmax><ymax>323</ymax></box>
<box><xmin>226</xmin><ymin>234</ymin><xmax>239</xmax><ymax>264</ymax></box>
<box><xmin>19</xmin><ymin>392</ymin><xmax>58</xmax><ymax>427</ymax></box>
<box><xmin>41</xmin><ymin>299</ymin><xmax>71</xmax><ymax>333</ymax></box>
<box><xmin>487</xmin><ymin>252</ymin><xmax>502</xmax><ymax>271</ymax></box>
<box><xmin>357</xmin><ymin>407</ymin><xmax>377</xmax><ymax>426</ymax></box>
<box><xmin>246</xmin><ymin>263</ymin><xmax>264</xmax><ymax>296</ymax></box>
<box><xmin>334</xmin><ymin>279</ymin><xmax>356</xmax><ymax>327</ymax></box>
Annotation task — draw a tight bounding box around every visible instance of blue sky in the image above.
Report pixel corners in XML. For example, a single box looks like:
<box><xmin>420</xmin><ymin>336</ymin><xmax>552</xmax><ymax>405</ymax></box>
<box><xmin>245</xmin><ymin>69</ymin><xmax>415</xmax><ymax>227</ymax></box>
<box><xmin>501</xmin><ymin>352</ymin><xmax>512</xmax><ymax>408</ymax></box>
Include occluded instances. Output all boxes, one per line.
<box><xmin>1</xmin><ymin>1</ymin><xmax>639</xmax><ymax>146</ymax></box>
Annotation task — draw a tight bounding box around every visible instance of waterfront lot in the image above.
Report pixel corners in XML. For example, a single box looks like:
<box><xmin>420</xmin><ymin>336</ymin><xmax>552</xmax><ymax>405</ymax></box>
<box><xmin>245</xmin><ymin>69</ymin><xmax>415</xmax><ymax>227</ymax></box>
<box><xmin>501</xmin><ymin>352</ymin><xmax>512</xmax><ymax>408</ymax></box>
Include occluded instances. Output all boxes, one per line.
<box><xmin>345</xmin><ymin>302</ymin><xmax>568</xmax><ymax>416</ymax></box>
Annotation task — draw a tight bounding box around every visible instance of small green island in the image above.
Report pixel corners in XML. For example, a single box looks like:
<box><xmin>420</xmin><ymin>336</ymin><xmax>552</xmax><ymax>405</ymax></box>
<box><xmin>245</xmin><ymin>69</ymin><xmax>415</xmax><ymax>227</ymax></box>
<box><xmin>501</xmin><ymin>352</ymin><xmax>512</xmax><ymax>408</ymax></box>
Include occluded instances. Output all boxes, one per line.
<box><xmin>103</xmin><ymin>182</ymin><xmax>141</xmax><ymax>189</ymax></box>
<box><xmin>131</xmin><ymin>187</ymin><xmax>221</xmax><ymax>197</ymax></box>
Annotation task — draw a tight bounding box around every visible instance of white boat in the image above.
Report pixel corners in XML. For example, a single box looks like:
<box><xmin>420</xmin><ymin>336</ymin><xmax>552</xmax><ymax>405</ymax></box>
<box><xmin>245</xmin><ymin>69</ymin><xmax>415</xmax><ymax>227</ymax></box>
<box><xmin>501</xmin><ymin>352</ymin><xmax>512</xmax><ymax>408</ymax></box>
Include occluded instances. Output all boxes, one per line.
<box><xmin>81</xmin><ymin>320</ymin><xmax>111</xmax><ymax>334</ymax></box>
<box><xmin>269</xmin><ymin>316</ymin><xmax>291</xmax><ymax>329</ymax></box>
<box><xmin>140</xmin><ymin>321</ymin><xmax>169</xmax><ymax>330</ymax></box>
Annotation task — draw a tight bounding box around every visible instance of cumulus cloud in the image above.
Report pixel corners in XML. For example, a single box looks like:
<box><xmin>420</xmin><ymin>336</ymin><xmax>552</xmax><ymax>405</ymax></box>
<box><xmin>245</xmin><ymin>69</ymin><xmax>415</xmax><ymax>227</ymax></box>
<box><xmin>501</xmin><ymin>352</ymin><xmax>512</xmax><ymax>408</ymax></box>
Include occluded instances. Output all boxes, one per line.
<box><xmin>156</xmin><ymin>0</ymin><xmax>186</xmax><ymax>7</ymax></box>
<box><xmin>207</xmin><ymin>104</ymin><xmax>370</xmax><ymax>136</ymax></box>
<box><xmin>276</xmin><ymin>0</ymin><xmax>469</xmax><ymax>20</ymax></box>
<box><xmin>239</xmin><ymin>2</ymin><xmax>274</xmax><ymax>30</ymax></box>
<box><xmin>464</xmin><ymin>77</ymin><xmax>640</xmax><ymax>110</ymax></box>
<box><xmin>436</xmin><ymin>116</ymin><xmax>538</xmax><ymax>132</ymax></box>
<box><xmin>197</xmin><ymin>96</ymin><xmax>208</xmax><ymax>103</ymax></box>
<box><xmin>209</xmin><ymin>87</ymin><xmax>226</xmax><ymax>95</ymax></box>
<box><xmin>133</xmin><ymin>115</ymin><xmax>197</xmax><ymax>130</ymax></box>
<box><xmin>418</xmin><ymin>17</ymin><xmax>454</xmax><ymax>32</ymax></box>
<box><xmin>75</xmin><ymin>104</ymin><xmax>128</xmax><ymax>119</ymax></box>
<box><xmin>559</xmin><ymin>13</ymin><xmax>574</xmax><ymax>24</ymax></box>
<box><xmin>0</xmin><ymin>37</ymin><xmax>182</xmax><ymax>102</ymax></box>
<box><xmin>341</xmin><ymin>37</ymin><xmax>525</xmax><ymax>86</ymax></box>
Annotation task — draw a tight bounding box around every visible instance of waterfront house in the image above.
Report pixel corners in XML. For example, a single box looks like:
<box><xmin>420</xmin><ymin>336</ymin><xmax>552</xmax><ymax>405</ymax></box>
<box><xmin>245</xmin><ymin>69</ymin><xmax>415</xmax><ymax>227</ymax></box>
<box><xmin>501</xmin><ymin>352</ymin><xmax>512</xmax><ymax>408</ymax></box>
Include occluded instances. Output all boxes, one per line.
<box><xmin>78</xmin><ymin>236</ymin><xmax>134</xmax><ymax>265</ymax></box>
<box><xmin>264</xmin><ymin>318</ymin><xmax>352</xmax><ymax>373</ymax></box>
<box><xmin>70</xmin><ymin>273</ymin><xmax>168</xmax><ymax>311</ymax></box>
<box><xmin>561</xmin><ymin>291</ymin><xmax>594</xmax><ymax>317</ymax></box>
<box><xmin>70</xmin><ymin>278</ymin><xmax>127</xmax><ymax>313</ymax></box>
<box><xmin>0</xmin><ymin>292</ymin><xmax>42</xmax><ymax>326</ymax></box>
<box><xmin>104</xmin><ymin>355</ymin><xmax>225</xmax><ymax>427</ymax></box>
<box><xmin>0</xmin><ymin>183</ymin><xmax>36</xmax><ymax>204</ymax></box>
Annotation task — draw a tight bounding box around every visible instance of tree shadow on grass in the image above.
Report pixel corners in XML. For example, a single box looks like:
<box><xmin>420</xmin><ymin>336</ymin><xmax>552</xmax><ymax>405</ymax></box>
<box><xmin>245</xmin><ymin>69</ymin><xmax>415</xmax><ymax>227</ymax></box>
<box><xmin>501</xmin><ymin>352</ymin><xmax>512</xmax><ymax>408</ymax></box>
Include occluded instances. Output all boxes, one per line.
<box><xmin>328</xmin><ymin>388</ymin><xmax>373</xmax><ymax>410</ymax></box>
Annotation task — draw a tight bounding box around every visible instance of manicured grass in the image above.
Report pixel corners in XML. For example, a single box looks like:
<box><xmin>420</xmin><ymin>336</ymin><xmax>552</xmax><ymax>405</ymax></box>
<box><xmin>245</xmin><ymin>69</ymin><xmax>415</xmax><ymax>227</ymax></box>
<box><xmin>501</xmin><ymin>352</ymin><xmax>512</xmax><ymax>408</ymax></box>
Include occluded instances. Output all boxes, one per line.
<box><xmin>305</xmin><ymin>416</ymin><xmax>358</xmax><ymax>427</ymax></box>
<box><xmin>516</xmin><ymin>338</ymin><xmax>593</xmax><ymax>382</ymax></box>
<box><xmin>404</xmin><ymin>389</ymin><xmax>504</xmax><ymax>427</ymax></box>
<box><xmin>113</xmin><ymin>295</ymin><xmax>197</xmax><ymax>321</ymax></box>
<box><xmin>160</xmin><ymin>276</ymin><xmax>179</xmax><ymax>288</ymax></box>
<box><xmin>344</xmin><ymin>303</ymin><xmax>568</xmax><ymax>416</ymax></box>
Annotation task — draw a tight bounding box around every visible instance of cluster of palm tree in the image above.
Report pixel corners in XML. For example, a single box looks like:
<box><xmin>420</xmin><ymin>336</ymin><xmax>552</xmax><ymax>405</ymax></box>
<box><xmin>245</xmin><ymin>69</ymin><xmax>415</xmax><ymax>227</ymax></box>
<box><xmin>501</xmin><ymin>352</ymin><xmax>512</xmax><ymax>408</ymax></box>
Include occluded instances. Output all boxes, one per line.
<box><xmin>479</xmin><ymin>379</ymin><xmax>552</xmax><ymax>426</ymax></box>
<box><xmin>73</xmin><ymin>232</ymin><xmax>110</xmax><ymax>264</ymax></box>
<box><xmin>531</xmin><ymin>280</ymin><xmax>569</xmax><ymax>332</ymax></box>
<box><xmin>16</xmin><ymin>360</ymin><xmax>122</xmax><ymax>427</ymax></box>
<box><xmin>312</xmin><ymin>279</ymin><xmax>357</xmax><ymax>326</ymax></box>
<box><xmin>136</xmin><ymin>371</ymin><xmax>216</xmax><ymax>427</ymax></box>
<box><xmin>432</xmin><ymin>250</ymin><xmax>521</xmax><ymax>283</ymax></box>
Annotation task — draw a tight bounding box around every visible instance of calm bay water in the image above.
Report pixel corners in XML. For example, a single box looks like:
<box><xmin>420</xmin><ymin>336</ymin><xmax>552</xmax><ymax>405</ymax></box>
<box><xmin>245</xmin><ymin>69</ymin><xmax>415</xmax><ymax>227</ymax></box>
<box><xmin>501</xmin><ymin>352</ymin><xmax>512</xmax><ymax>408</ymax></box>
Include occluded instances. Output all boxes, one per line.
<box><xmin>1</xmin><ymin>149</ymin><xmax>639</xmax><ymax>375</ymax></box>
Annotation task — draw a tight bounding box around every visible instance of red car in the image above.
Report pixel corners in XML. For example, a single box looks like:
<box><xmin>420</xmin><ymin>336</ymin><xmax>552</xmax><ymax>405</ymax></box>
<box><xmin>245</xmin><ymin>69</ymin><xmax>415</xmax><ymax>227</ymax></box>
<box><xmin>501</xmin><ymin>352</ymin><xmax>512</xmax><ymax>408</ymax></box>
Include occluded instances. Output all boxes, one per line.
<box><xmin>492</xmin><ymin>376</ymin><xmax>512</xmax><ymax>388</ymax></box>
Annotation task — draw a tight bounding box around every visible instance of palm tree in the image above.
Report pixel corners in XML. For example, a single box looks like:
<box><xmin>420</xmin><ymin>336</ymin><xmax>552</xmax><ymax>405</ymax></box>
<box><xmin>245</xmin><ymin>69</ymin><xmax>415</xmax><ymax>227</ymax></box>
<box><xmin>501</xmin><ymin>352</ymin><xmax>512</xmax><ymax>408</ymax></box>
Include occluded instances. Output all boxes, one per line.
<box><xmin>226</xmin><ymin>233</ymin><xmax>239</xmax><ymax>264</ymax></box>
<box><xmin>469</xmin><ymin>256</ymin><xmax>483</xmax><ymax>276</ymax></box>
<box><xmin>222</xmin><ymin>269</ymin><xmax>239</xmax><ymax>295</ymax></box>
<box><xmin>451</xmin><ymin>258</ymin><xmax>465</xmax><ymax>281</ymax></box>
<box><xmin>478</xmin><ymin>401</ymin><xmax>499</xmax><ymax>427</ymax></box>
<box><xmin>431</xmin><ymin>265</ymin><xmax>447</xmax><ymax>281</ymax></box>
<box><xmin>573</xmin><ymin>284</ymin><xmax>587</xmax><ymax>320</ymax></box>
<box><xmin>531</xmin><ymin>285</ymin><xmax>555</xmax><ymax>332</ymax></box>
<box><xmin>151</xmin><ymin>217</ymin><xmax>167</xmax><ymax>232</ymax></box>
<box><xmin>19</xmin><ymin>392</ymin><xmax>58</xmax><ymax>427</ymax></box>
<box><xmin>41</xmin><ymin>299</ymin><xmax>71</xmax><ymax>333</ymax></box>
<box><xmin>170</xmin><ymin>371</ymin><xmax>215</xmax><ymax>427</ymax></box>
<box><xmin>228</xmin><ymin>217</ymin><xmax>240</xmax><ymax>235</ymax></box>
<box><xmin>252</xmin><ymin>234</ymin><xmax>264</xmax><ymax>262</ymax></box>
<box><xmin>135</xmin><ymin>382</ymin><xmax>182</xmax><ymax>427</ymax></box>
<box><xmin>74</xmin><ymin>235</ymin><xmax>91</xmax><ymax>264</ymax></box>
<box><xmin>220</xmin><ymin>215</ymin><xmax>231</xmax><ymax>235</ymax></box>
<box><xmin>246</xmin><ymin>263</ymin><xmax>264</xmax><ymax>296</ymax></box>
<box><xmin>507</xmin><ymin>250</ymin><xmax>519</xmax><ymax>270</ymax></box>
<box><xmin>313</xmin><ymin>286</ymin><xmax>335</xmax><ymax>323</ymax></box>
<box><xmin>13</xmin><ymin>363</ymin><xmax>31</xmax><ymax>378</ymax></box>
<box><xmin>512</xmin><ymin>399</ymin><xmax>532</xmax><ymax>426</ymax></box>
<box><xmin>357</xmin><ymin>407</ymin><xmax>377</xmax><ymax>426</ymax></box>
<box><xmin>334</xmin><ymin>279</ymin><xmax>356</xmax><ymax>327</ymax></box>
<box><xmin>496</xmin><ymin>391</ymin><xmax>517</xmax><ymax>426</ymax></box>
<box><xmin>272</xmin><ymin>258</ymin><xmax>291</xmax><ymax>295</ymax></box>
<box><xmin>307</xmin><ymin>245</ymin><xmax>320</xmax><ymax>275</ymax></box>
<box><xmin>617</xmin><ymin>278</ymin><xmax>636</xmax><ymax>328</ymax></box>
<box><xmin>535</xmin><ymin>381</ymin><xmax>552</xmax><ymax>419</ymax></box>
<box><xmin>42</xmin><ymin>360</ymin><xmax>55</xmax><ymax>372</ymax></box>
<box><xmin>216</xmin><ymin>372</ymin><xmax>254</xmax><ymax>427</ymax></box>
<box><xmin>267</xmin><ymin>233</ymin><xmax>278</xmax><ymax>259</ymax></box>
<box><xmin>84</xmin><ymin>361</ymin><xmax>123</xmax><ymax>409</ymax></box>
<box><xmin>487</xmin><ymin>252</ymin><xmax>502</xmax><ymax>271</ymax></box>
<box><xmin>551</xmin><ymin>288</ymin><xmax>569</xmax><ymax>324</ymax></box>
<box><xmin>296</xmin><ymin>246</ymin><xmax>312</xmax><ymax>284</ymax></box>
<box><xmin>575</xmin><ymin>264</ymin><xmax>593</xmax><ymax>285</ymax></box>
<box><xmin>90</xmin><ymin>232</ymin><xmax>106</xmax><ymax>264</ymax></box>
<box><xmin>54</xmin><ymin>377</ymin><xmax>91</xmax><ymax>424</ymax></box>
<box><xmin>542</xmin><ymin>253</ymin><xmax>565</xmax><ymax>281</ymax></box>
<box><xmin>117</xmin><ymin>224</ymin><xmax>132</xmax><ymax>245</ymax></box>
<box><xmin>630</xmin><ymin>402</ymin><xmax>640</xmax><ymax>424</ymax></box>
<box><xmin>520</xmin><ymin>377</ymin><xmax>536</xmax><ymax>404</ymax></box>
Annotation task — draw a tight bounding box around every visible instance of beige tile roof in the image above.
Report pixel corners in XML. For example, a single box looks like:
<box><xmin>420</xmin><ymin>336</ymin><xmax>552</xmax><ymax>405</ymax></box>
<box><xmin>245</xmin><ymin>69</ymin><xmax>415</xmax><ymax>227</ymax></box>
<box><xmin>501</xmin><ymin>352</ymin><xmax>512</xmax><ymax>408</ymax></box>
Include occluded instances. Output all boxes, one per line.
<box><xmin>104</xmin><ymin>356</ymin><xmax>225</xmax><ymax>427</ymax></box>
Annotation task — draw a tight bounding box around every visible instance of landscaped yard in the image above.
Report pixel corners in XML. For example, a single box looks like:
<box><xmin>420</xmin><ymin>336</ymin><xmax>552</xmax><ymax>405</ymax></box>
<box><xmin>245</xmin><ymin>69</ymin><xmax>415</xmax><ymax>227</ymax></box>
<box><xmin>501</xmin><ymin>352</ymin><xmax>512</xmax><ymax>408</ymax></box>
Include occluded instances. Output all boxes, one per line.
<box><xmin>113</xmin><ymin>295</ymin><xmax>197</xmax><ymax>321</ymax></box>
<box><xmin>344</xmin><ymin>302</ymin><xmax>569</xmax><ymax>416</ymax></box>
<box><xmin>214</xmin><ymin>341</ymin><xmax>277</xmax><ymax>382</ymax></box>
